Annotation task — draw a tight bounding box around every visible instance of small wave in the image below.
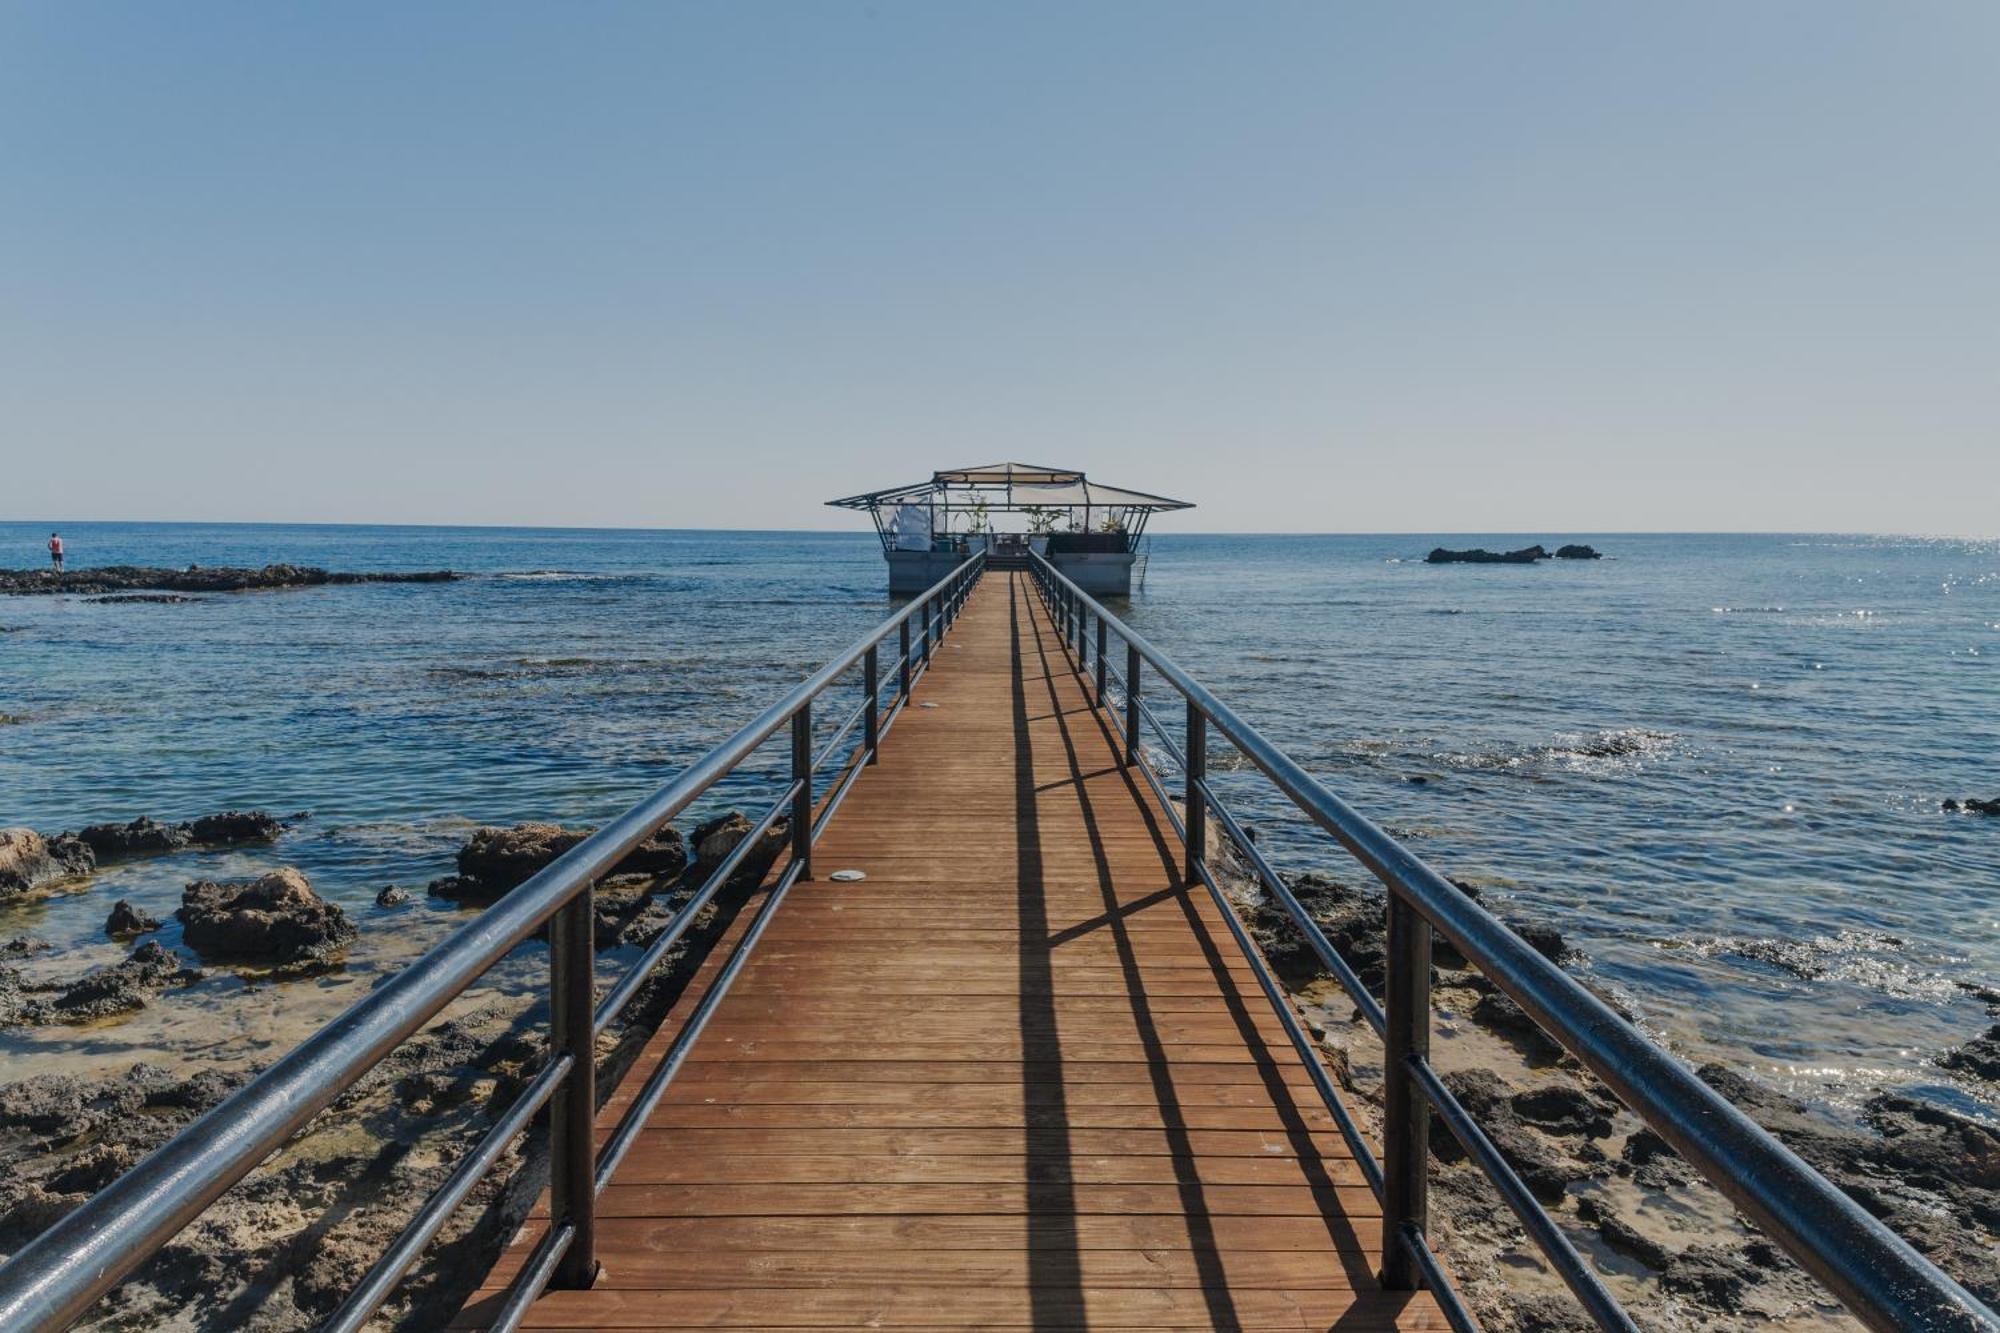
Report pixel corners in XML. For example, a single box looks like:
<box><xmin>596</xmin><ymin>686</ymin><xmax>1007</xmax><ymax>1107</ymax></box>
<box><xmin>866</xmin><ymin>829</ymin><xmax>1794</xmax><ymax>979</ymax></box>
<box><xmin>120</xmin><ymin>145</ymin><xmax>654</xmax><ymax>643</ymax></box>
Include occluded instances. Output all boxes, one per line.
<box><xmin>490</xmin><ymin>570</ymin><xmax>633</xmax><ymax>583</ymax></box>
<box><xmin>1713</xmin><ymin>605</ymin><xmax>1786</xmax><ymax>614</ymax></box>
<box><xmin>1437</xmin><ymin>727</ymin><xmax>1677</xmax><ymax>774</ymax></box>
<box><xmin>1671</xmin><ymin>929</ymin><xmax>1962</xmax><ymax>1003</ymax></box>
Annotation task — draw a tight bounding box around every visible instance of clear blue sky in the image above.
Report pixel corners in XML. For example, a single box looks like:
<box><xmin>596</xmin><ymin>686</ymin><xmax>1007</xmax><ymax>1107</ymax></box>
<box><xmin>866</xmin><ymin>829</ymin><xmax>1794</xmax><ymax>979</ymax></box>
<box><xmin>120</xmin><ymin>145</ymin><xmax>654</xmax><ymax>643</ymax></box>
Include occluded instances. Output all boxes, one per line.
<box><xmin>3</xmin><ymin>3</ymin><xmax>1995</xmax><ymax>533</ymax></box>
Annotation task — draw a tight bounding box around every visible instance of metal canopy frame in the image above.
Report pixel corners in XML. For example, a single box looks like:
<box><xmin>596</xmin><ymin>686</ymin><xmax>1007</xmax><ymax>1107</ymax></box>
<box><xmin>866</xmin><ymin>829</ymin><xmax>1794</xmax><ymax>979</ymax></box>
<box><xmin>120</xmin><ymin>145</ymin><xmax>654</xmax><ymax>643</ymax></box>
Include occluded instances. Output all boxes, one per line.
<box><xmin>827</xmin><ymin>462</ymin><xmax>1194</xmax><ymax>553</ymax></box>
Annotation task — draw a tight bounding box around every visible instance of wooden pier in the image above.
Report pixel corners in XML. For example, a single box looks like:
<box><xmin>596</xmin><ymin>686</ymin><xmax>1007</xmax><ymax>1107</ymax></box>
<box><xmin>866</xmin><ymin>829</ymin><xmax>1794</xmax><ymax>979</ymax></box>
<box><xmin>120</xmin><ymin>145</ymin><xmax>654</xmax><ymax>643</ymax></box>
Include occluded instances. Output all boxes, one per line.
<box><xmin>459</xmin><ymin>571</ymin><xmax>1442</xmax><ymax>1330</ymax></box>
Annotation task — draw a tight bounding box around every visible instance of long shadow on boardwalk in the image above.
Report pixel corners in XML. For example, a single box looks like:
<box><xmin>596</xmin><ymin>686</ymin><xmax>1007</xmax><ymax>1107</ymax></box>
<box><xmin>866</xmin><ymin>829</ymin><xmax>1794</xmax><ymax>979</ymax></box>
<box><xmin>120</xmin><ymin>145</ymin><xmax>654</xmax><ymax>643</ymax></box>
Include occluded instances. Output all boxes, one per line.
<box><xmin>1010</xmin><ymin>577</ymin><xmax>1087</xmax><ymax>1328</ymax></box>
<box><xmin>1020</xmin><ymin>574</ymin><xmax>1390</xmax><ymax>1321</ymax></box>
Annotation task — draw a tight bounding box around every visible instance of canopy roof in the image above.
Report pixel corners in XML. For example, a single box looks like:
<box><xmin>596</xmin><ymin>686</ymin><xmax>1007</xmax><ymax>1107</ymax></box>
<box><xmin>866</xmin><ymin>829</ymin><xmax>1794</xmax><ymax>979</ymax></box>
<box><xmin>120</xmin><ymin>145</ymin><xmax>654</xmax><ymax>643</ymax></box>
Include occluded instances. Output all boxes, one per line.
<box><xmin>827</xmin><ymin>462</ymin><xmax>1194</xmax><ymax>513</ymax></box>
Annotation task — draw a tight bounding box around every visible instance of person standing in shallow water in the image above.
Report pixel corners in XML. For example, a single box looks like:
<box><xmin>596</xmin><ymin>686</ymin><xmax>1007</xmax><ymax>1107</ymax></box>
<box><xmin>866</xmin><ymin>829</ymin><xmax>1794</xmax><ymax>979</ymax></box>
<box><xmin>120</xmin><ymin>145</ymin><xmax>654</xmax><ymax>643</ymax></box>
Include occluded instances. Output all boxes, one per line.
<box><xmin>47</xmin><ymin>532</ymin><xmax>63</xmax><ymax>574</ymax></box>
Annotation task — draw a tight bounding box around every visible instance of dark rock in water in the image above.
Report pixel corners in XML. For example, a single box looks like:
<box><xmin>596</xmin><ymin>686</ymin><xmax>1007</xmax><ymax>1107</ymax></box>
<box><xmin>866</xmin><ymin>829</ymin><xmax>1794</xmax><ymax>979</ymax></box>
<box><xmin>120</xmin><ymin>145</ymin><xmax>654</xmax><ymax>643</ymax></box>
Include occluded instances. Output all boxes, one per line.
<box><xmin>187</xmin><ymin>810</ymin><xmax>284</xmax><ymax>844</ymax></box>
<box><xmin>1620</xmin><ymin>1126</ymin><xmax>1697</xmax><ymax>1189</ymax></box>
<box><xmin>431</xmin><ymin>820</ymin><xmax>692</xmax><ymax>904</ymax></box>
<box><xmin>620</xmin><ymin>827</ymin><xmax>690</xmax><ymax>878</ymax></box>
<box><xmin>0</xmin><ymin>563</ymin><xmax>458</xmax><ymax>597</ymax></box>
<box><xmin>375</xmin><ymin>884</ymin><xmax>412</xmax><ymax>908</ymax></box>
<box><xmin>1470</xmin><ymin>990</ymin><xmax>1566</xmax><ymax>1063</ymax></box>
<box><xmin>0</xmin><ymin>828</ymin><xmax>95</xmax><ymax>897</ymax></box>
<box><xmin>105</xmin><ymin>899</ymin><xmax>161</xmax><ymax>938</ymax></box>
<box><xmin>178</xmin><ymin>868</ymin><xmax>355</xmax><ymax>965</ymax></box>
<box><xmin>2</xmin><ymin>934</ymin><xmax>51</xmax><ymax>958</ymax></box>
<box><xmin>85</xmin><ymin>593</ymin><xmax>199</xmax><ymax>604</ymax></box>
<box><xmin>1426</xmin><ymin>545</ymin><xmax>1550</xmax><ymax>564</ymax></box>
<box><xmin>1944</xmin><ymin>797</ymin><xmax>2000</xmax><ymax>815</ymax></box>
<box><xmin>1554</xmin><ymin>544</ymin><xmax>1602</xmax><ymax>559</ymax></box>
<box><xmin>73</xmin><ymin>809</ymin><xmax>286</xmax><ymax>863</ymax></box>
<box><xmin>47</xmin><ymin>942</ymin><xmax>202</xmax><ymax>1021</ymax></box>
<box><xmin>1940</xmin><ymin>1024</ymin><xmax>2000</xmax><ymax>1083</ymax></box>
<box><xmin>76</xmin><ymin>816</ymin><xmax>192</xmax><ymax>859</ymax></box>
<box><xmin>1506</xmin><ymin>918</ymin><xmax>1572</xmax><ymax>965</ymax></box>
<box><xmin>690</xmin><ymin>813</ymin><xmax>786</xmax><ymax>886</ymax></box>
<box><xmin>455</xmin><ymin>822</ymin><xmax>588</xmax><ymax>892</ymax></box>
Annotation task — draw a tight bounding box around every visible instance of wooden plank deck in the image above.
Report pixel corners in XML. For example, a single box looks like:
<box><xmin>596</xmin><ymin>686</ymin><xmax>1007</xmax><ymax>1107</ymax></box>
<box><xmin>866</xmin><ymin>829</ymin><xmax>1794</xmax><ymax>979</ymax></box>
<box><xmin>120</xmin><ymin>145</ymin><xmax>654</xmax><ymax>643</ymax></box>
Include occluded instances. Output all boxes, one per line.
<box><xmin>458</xmin><ymin>570</ymin><xmax>1441</xmax><ymax>1330</ymax></box>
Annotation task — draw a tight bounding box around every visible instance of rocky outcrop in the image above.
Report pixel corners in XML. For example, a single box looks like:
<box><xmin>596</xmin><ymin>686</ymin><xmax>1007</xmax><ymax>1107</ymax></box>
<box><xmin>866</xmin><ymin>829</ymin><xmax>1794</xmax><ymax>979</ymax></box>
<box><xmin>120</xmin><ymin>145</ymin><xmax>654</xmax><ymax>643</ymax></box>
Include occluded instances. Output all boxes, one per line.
<box><xmin>74</xmin><ymin>809</ymin><xmax>285</xmax><ymax>863</ymax></box>
<box><xmin>1426</xmin><ymin>545</ymin><xmax>1550</xmax><ymax>564</ymax></box>
<box><xmin>1940</xmin><ymin>1023</ymin><xmax>2000</xmax><ymax>1083</ymax></box>
<box><xmin>1554</xmin><ymin>544</ymin><xmax>1602</xmax><ymax>559</ymax></box>
<box><xmin>105</xmin><ymin>899</ymin><xmax>161</xmax><ymax>938</ymax></box>
<box><xmin>0</xmin><ymin>564</ymin><xmax>457</xmax><ymax>597</ymax></box>
<box><xmin>429</xmin><ymin>821</ymin><xmax>689</xmax><ymax>904</ymax></box>
<box><xmin>1943</xmin><ymin>797</ymin><xmax>2000</xmax><ymax>816</ymax></box>
<box><xmin>177</xmin><ymin>868</ymin><xmax>355</xmax><ymax>966</ymax></box>
<box><xmin>0</xmin><ymin>828</ymin><xmax>95</xmax><ymax>897</ymax></box>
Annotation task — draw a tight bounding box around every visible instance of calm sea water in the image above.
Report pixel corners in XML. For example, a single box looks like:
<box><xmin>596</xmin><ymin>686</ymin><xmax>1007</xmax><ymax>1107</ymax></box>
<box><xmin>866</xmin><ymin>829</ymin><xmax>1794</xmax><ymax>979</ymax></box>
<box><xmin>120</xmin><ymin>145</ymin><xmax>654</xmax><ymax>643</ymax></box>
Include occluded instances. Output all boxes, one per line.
<box><xmin>1</xmin><ymin>524</ymin><xmax>1995</xmax><ymax>1116</ymax></box>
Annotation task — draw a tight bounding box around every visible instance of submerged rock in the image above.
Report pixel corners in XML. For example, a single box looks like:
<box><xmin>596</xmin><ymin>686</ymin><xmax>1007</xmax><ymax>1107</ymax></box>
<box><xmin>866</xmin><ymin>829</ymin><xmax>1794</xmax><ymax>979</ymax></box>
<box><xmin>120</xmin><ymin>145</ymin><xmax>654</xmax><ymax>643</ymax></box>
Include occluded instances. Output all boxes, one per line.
<box><xmin>375</xmin><ymin>884</ymin><xmax>412</xmax><ymax>908</ymax></box>
<box><xmin>47</xmin><ymin>942</ymin><xmax>202</xmax><ymax>1021</ymax></box>
<box><xmin>178</xmin><ymin>868</ymin><xmax>355</xmax><ymax>965</ymax></box>
<box><xmin>0</xmin><ymin>828</ymin><xmax>95</xmax><ymax>897</ymax></box>
<box><xmin>105</xmin><ymin>899</ymin><xmax>162</xmax><ymax>938</ymax></box>
<box><xmin>1426</xmin><ymin>545</ymin><xmax>1550</xmax><ymax>564</ymax></box>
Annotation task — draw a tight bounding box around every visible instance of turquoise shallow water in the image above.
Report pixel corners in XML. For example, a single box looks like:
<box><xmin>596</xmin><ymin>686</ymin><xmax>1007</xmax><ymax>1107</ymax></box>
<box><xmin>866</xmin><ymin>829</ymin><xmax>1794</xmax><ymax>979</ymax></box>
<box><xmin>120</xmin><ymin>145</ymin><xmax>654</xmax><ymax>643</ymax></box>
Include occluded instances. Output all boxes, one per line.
<box><xmin>1</xmin><ymin>524</ymin><xmax>1995</xmax><ymax>1114</ymax></box>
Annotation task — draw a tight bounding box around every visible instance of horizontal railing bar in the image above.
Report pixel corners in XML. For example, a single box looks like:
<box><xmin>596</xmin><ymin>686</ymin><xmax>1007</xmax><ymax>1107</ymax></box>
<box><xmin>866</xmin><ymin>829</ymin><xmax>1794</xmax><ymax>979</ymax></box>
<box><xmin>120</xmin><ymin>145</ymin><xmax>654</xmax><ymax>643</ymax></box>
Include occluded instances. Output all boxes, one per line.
<box><xmin>591</xmin><ymin>783</ymin><xmax>799</xmax><ymax>1038</ymax></box>
<box><xmin>1134</xmin><ymin>692</ymin><xmax>1187</xmax><ymax>770</ymax></box>
<box><xmin>0</xmin><ymin>554</ymin><xmax>983</xmax><ymax>1333</ymax></box>
<box><xmin>1398</xmin><ymin>1225</ymin><xmax>1483</xmax><ymax>1333</ymax></box>
<box><xmin>1196</xmin><ymin>777</ymin><xmax>1388</xmax><ymax>1039</ymax></box>
<box><xmin>321</xmin><ymin>1050</ymin><xmax>575</xmax><ymax>1333</ymax></box>
<box><xmin>1031</xmin><ymin>551</ymin><xmax>1998</xmax><ymax>1333</ymax></box>
<box><xmin>593</xmin><ymin>858</ymin><xmax>807</xmax><ymax>1193</ymax></box>
<box><xmin>1408</xmin><ymin>1056</ymin><xmax>1633</xmax><ymax>1331</ymax></box>
<box><xmin>811</xmin><ymin>695</ymin><xmax>869</xmax><ymax>775</ymax></box>
<box><xmin>486</xmin><ymin>1220</ymin><xmax>575</xmax><ymax>1333</ymax></box>
<box><xmin>1187</xmin><ymin>853</ymin><xmax>1386</xmax><ymax>1199</ymax></box>
<box><xmin>812</xmin><ymin>746</ymin><xmax>870</xmax><ymax>842</ymax></box>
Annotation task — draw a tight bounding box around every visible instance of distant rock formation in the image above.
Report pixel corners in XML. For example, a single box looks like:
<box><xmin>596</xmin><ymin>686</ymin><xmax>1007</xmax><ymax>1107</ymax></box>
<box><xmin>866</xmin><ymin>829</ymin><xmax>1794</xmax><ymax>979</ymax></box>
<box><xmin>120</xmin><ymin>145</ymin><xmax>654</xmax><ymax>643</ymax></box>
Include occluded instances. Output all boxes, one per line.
<box><xmin>1944</xmin><ymin>798</ymin><xmax>2000</xmax><ymax>816</ymax></box>
<box><xmin>0</xmin><ymin>564</ymin><xmax>457</xmax><ymax>597</ymax></box>
<box><xmin>1426</xmin><ymin>545</ymin><xmax>1549</xmax><ymax>564</ymax></box>
<box><xmin>1555</xmin><ymin>544</ymin><xmax>1602</xmax><ymax>559</ymax></box>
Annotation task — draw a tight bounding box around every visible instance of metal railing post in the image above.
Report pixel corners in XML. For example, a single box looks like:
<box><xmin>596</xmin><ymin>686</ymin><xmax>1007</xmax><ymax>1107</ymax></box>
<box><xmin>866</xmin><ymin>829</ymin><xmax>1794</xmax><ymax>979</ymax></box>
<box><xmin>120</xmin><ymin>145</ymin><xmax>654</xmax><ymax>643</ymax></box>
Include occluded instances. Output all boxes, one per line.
<box><xmin>791</xmin><ymin>704</ymin><xmax>813</xmax><ymax>880</ymax></box>
<box><xmin>863</xmin><ymin>644</ymin><xmax>880</xmax><ymax>764</ymax></box>
<box><xmin>1125</xmin><ymin>644</ymin><xmax>1141</xmax><ymax>767</ymax></box>
<box><xmin>1381</xmin><ymin>893</ymin><xmax>1435</xmax><ymax>1289</ymax></box>
<box><xmin>547</xmin><ymin>889</ymin><xmax>597</xmax><ymax>1289</ymax></box>
<box><xmin>1095</xmin><ymin>615</ymin><xmax>1108</xmax><ymax>703</ymax></box>
<box><xmin>1184</xmin><ymin>701</ymin><xmax>1205</xmax><ymax>885</ymax></box>
<box><xmin>899</xmin><ymin>618</ymin><xmax>911</xmax><ymax>699</ymax></box>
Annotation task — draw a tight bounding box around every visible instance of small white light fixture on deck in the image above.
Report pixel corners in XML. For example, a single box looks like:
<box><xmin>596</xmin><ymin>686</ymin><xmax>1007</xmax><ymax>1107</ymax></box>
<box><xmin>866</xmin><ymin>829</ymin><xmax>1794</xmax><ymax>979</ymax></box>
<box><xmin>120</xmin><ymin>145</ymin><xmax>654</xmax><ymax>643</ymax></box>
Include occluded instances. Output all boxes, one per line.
<box><xmin>829</xmin><ymin>869</ymin><xmax>867</xmax><ymax>882</ymax></box>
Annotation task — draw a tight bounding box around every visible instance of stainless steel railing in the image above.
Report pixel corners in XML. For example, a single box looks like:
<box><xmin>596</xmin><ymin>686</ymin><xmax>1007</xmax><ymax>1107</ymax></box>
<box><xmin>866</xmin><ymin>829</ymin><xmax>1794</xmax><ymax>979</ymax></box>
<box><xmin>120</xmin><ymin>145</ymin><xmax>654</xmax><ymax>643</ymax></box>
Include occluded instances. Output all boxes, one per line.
<box><xmin>1028</xmin><ymin>551</ymin><xmax>2000</xmax><ymax>1333</ymax></box>
<box><xmin>0</xmin><ymin>553</ymin><xmax>986</xmax><ymax>1333</ymax></box>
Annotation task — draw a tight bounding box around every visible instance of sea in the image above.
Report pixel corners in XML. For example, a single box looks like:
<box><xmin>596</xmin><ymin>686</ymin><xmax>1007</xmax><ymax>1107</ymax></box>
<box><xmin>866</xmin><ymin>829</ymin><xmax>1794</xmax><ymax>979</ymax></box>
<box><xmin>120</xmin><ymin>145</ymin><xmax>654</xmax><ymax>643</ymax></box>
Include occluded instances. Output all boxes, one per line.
<box><xmin>1</xmin><ymin>524</ymin><xmax>1995</xmax><ymax>1120</ymax></box>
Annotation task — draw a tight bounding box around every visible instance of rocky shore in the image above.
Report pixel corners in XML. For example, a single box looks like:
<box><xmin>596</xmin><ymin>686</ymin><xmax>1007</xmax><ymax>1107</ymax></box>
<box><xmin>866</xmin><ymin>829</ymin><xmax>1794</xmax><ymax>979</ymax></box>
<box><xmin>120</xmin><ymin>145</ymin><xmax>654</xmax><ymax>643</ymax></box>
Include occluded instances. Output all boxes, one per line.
<box><xmin>1212</xmin><ymin>835</ymin><xmax>2000</xmax><ymax>1330</ymax></box>
<box><xmin>0</xmin><ymin>809</ymin><xmax>788</xmax><ymax>1330</ymax></box>
<box><xmin>3</xmin><ymin>804</ymin><xmax>1995</xmax><ymax>1328</ymax></box>
<box><xmin>0</xmin><ymin>564</ymin><xmax>456</xmax><ymax>597</ymax></box>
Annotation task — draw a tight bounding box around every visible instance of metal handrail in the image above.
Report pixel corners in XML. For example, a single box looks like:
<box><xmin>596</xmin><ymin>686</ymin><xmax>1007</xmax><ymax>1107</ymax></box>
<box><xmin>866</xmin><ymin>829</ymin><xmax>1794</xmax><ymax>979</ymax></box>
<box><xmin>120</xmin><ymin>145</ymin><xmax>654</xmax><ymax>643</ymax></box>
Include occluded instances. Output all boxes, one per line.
<box><xmin>1028</xmin><ymin>552</ymin><xmax>1999</xmax><ymax>1333</ymax></box>
<box><xmin>0</xmin><ymin>553</ymin><xmax>986</xmax><ymax>1333</ymax></box>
